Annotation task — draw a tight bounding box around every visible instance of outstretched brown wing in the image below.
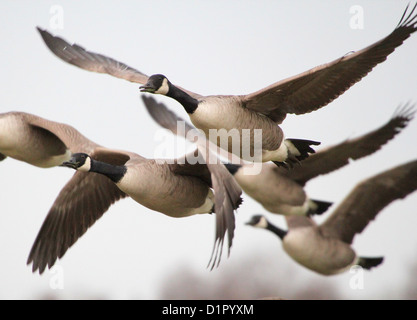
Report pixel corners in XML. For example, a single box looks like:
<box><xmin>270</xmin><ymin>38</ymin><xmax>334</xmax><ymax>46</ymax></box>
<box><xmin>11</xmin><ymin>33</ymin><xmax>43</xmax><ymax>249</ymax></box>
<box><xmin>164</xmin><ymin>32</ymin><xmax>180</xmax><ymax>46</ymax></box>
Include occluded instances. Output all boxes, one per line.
<box><xmin>320</xmin><ymin>159</ymin><xmax>417</xmax><ymax>244</ymax></box>
<box><xmin>37</xmin><ymin>28</ymin><xmax>202</xmax><ymax>99</ymax></box>
<box><xmin>37</xmin><ymin>27</ymin><xmax>149</xmax><ymax>84</ymax></box>
<box><xmin>243</xmin><ymin>5</ymin><xmax>417</xmax><ymax>123</ymax></box>
<box><xmin>27</xmin><ymin>149</ymin><xmax>131</xmax><ymax>274</ymax></box>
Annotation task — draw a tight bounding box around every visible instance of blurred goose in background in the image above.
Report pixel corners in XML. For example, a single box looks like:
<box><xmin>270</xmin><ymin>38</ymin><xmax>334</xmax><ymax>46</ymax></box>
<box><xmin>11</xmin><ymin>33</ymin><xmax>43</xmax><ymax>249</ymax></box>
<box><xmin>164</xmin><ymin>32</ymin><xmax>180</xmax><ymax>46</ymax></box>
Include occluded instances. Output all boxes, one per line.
<box><xmin>20</xmin><ymin>115</ymin><xmax>241</xmax><ymax>273</ymax></box>
<box><xmin>246</xmin><ymin>159</ymin><xmax>417</xmax><ymax>275</ymax></box>
<box><xmin>36</xmin><ymin>4</ymin><xmax>417</xmax><ymax>167</ymax></box>
<box><xmin>141</xmin><ymin>96</ymin><xmax>415</xmax><ymax>216</ymax></box>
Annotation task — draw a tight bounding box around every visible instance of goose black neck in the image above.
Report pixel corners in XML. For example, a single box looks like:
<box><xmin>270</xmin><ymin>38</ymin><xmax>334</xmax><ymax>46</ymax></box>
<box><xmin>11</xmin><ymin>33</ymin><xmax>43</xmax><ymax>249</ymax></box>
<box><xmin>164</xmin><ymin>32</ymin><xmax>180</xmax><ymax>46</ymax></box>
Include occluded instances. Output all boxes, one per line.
<box><xmin>266</xmin><ymin>223</ymin><xmax>287</xmax><ymax>240</ymax></box>
<box><xmin>167</xmin><ymin>84</ymin><xmax>199</xmax><ymax>114</ymax></box>
<box><xmin>90</xmin><ymin>159</ymin><xmax>127</xmax><ymax>183</ymax></box>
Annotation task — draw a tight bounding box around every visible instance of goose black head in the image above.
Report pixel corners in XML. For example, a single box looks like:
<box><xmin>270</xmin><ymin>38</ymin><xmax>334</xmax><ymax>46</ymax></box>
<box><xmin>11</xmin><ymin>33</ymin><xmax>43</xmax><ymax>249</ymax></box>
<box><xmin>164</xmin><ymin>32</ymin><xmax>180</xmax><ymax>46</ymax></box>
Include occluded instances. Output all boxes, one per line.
<box><xmin>62</xmin><ymin>153</ymin><xmax>91</xmax><ymax>172</ymax></box>
<box><xmin>140</xmin><ymin>74</ymin><xmax>170</xmax><ymax>95</ymax></box>
<box><xmin>245</xmin><ymin>215</ymin><xmax>269</xmax><ymax>229</ymax></box>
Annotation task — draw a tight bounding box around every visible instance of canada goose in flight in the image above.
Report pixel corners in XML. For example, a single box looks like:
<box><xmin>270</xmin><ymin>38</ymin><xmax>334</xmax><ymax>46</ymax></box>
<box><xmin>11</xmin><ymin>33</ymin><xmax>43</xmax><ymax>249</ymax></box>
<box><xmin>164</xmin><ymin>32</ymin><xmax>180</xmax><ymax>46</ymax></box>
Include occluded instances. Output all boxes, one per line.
<box><xmin>246</xmin><ymin>159</ymin><xmax>417</xmax><ymax>275</ymax></box>
<box><xmin>0</xmin><ymin>111</ymin><xmax>98</xmax><ymax>167</ymax></box>
<box><xmin>36</xmin><ymin>4</ymin><xmax>417</xmax><ymax>166</ymax></box>
<box><xmin>141</xmin><ymin>96</ymin><xmax>415</xmax><ymax>216</ymax></box>
<box><xmin>24</xmin><ymin>121</ymin><xmax>242</xmax><ymax>274</ymax></box>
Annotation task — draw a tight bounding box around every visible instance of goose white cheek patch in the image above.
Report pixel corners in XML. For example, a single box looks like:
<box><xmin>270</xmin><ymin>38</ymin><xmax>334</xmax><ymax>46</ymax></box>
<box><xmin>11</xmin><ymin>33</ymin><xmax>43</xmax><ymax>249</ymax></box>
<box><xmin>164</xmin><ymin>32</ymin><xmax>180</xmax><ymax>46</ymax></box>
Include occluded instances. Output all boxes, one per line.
<box><xmin>78</xmin><ymin>157</ymin><xmax>91</xmax><ymax>172</ymax></box>
<box><xmin>155</xmin><ymin>78</ymin><xmax>169</xmax><ymax>95</ymax></box>
<box><xmin>254</xmin><ymin>216</ymin><xmax>268</xmax><ymax>229</ymax></box>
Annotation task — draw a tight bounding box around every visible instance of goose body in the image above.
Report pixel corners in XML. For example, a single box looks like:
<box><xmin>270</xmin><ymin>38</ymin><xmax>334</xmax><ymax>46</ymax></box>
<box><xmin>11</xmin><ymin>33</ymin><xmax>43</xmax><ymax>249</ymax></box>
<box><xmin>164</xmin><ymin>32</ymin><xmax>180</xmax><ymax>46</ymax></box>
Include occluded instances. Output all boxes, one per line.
<box><xmin>231</xmin><ymin>163</ymin><xmax>314</xmax><ymax>215</ymax></box>
<box><xmin>249</xmin><ymin>215</ymin><xmax>369</xmax><ymax>275</ymax></box>
<box><xmin>0</xmin><ymin>112</ymin><xmax>96</xmax><ymax>167</ymax></box>
<box><xmin>36</xmin><ymin>4</ymin><xmax>417</xmax><ymax>165</ymax></box>
<box><xmin>247</xmin><ymin>159</ymin><xmax>417</xmax><ymax>275</ymax></box>
<box><xmin>116</xmin><ymin>159</ymin><xmax>214</xmax><ymax>217</ymax></box>
<box><xmin>141</xmin><ymin>78</ymin><xmax>309</xmax><ymax>165</ymax></box>
<box><xmin>282</xmin><ymin>225</ymin><xmax>357</xmax><ymax>275</ymax></box>
<box><xmin>187</xmin><ymin>95</ymin><xmax>285</xmax><ymax>162</ymax></box>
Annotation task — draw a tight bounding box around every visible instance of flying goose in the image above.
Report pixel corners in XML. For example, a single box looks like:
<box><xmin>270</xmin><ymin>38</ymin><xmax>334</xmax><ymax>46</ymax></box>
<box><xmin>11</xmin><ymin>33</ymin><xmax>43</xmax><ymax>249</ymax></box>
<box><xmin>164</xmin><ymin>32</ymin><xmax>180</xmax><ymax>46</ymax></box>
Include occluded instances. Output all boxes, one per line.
<box><xmin>0</xmin><ymin>111</ymin><xmax>98</xmax><ymax>167</ymax></box>
<box><xmin>141</xmin><ymin>96</ymin><xmax>415</xmax><ymax>216</ymax></box>
<box><xmin>36</xmin><ymin>4</ymin><xmax>417</xmax><ymax>166</ymax></box>
<box><xmin>24</xmin><ymin>119</ymin><xmax>242</xmax><ymax>274</ymax></box>
<box><xmin>246</xmin><ymin>159</ymin><xmax>417</xmax><ymax>275</ymax></box>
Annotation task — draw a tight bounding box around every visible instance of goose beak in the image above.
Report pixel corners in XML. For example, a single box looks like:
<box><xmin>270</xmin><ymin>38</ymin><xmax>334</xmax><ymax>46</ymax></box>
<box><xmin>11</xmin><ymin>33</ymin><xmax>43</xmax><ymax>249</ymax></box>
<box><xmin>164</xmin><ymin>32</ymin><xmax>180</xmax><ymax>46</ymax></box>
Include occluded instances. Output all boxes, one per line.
<box><xmin>139</xmin><ymin>84</ymin><xmax>156</xmax><ymax>93</ymax></box>
<box><xmin>62</xmin><ymin>157</ymin><xmax>79</xmax><ymax>169</ymax></box>
<box><xmin>245</xmin><ymin>215</ymin><xmax>264</xmax><ymax>226</ymax></box>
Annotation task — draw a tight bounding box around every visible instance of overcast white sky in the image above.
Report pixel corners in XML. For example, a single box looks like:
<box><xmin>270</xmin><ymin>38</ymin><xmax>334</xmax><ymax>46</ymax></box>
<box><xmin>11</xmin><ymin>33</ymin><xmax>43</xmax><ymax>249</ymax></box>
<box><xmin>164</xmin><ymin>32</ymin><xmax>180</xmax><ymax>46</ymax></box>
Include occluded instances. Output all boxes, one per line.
<box><xmin>1</xmin><ymin>0</ymin><xmax>417</xmax><ymax>299</ymax></box>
